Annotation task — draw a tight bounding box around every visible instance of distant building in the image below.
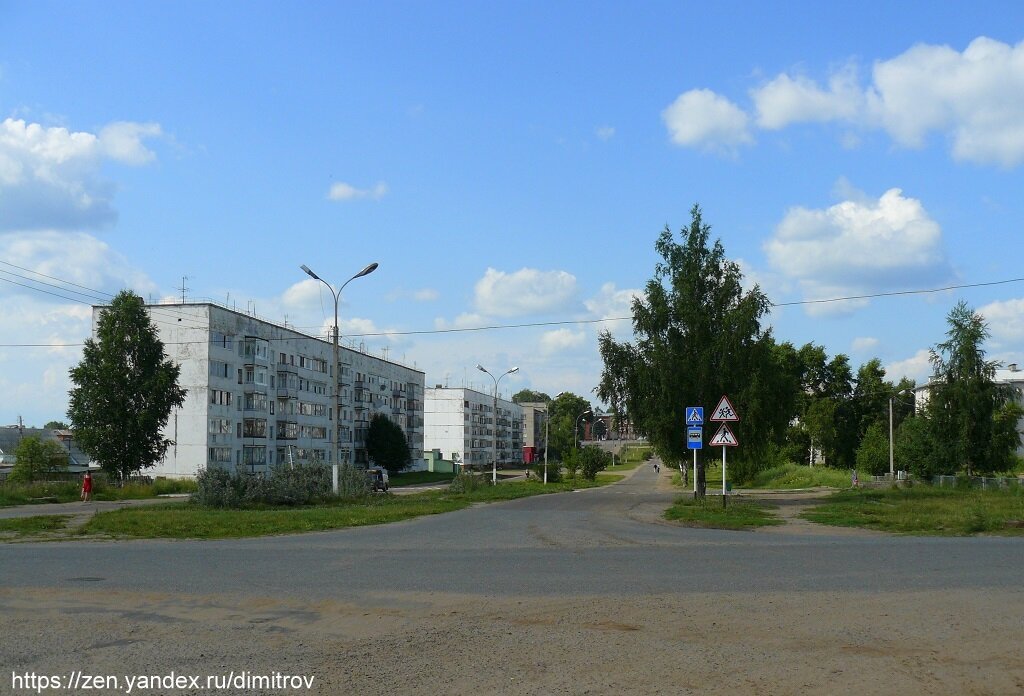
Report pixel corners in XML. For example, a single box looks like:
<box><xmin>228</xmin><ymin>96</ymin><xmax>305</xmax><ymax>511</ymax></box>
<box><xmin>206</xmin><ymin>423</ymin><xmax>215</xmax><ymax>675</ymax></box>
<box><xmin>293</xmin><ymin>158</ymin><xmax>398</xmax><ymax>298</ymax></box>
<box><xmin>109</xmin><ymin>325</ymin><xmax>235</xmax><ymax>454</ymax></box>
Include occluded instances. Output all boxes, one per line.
<box><xmin>519</xmin><ymin>402</ymin><xmax>549</xmax><ymax>463</ymax></box>
<box><xmin>424</xmin><ymin>387</ymin><xmax>523</xmax><ymax>470</ymax></box>
<box><xmin>89</xmin><ymin>302</ymin><xmax>425</xmax><ymax>478</ymax></box>
<box><xmin>583</xmin><ymin>413</ymin><xmax>637</xmax><ymax>441</ymax></box>
<box><xmin>0</xmin><ymin>427</ymin><xmax>93</xmax><ymax>479</ymax></box>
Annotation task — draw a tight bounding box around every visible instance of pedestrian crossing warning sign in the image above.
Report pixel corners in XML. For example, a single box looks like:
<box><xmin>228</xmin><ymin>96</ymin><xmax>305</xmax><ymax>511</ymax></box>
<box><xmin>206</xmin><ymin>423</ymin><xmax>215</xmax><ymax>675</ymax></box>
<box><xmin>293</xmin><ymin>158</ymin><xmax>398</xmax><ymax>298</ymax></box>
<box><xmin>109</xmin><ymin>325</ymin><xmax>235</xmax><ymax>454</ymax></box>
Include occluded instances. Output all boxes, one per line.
<box><xmin>709</xmin><ymin>422</ymin><xmax>738</xmax><ymax>447</ymax></box>
<box><xmin>686</xmin><ymin>406</ymin><xmax>703</xmax><ymax>425</ymax></box>
<box><xmin>710</xmin><ymin>395</ymin><xmax>739</xmax><ymax>422</ymax></box>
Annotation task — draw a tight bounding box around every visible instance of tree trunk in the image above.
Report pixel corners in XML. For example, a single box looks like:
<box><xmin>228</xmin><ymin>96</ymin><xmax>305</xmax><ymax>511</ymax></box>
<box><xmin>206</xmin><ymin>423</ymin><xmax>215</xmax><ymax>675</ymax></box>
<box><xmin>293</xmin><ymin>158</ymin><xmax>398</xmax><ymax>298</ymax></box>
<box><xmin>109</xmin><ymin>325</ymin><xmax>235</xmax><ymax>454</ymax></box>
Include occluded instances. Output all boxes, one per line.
<box><xmin>695</xmin><ymin>456</ymin><xmax>706</xmax><ymax>500</ymax></box>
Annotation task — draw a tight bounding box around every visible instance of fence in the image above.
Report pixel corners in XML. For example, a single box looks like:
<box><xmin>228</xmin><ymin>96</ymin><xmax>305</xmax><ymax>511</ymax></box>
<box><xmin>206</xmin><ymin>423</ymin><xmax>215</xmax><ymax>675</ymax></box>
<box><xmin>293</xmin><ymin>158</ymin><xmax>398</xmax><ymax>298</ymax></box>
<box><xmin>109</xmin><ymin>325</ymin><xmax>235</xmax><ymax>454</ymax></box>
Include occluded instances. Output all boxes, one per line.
<box><xmin>932</xmin><ymin>475</ymin><xmax>1023</xmax><ymax>490</ymax></box>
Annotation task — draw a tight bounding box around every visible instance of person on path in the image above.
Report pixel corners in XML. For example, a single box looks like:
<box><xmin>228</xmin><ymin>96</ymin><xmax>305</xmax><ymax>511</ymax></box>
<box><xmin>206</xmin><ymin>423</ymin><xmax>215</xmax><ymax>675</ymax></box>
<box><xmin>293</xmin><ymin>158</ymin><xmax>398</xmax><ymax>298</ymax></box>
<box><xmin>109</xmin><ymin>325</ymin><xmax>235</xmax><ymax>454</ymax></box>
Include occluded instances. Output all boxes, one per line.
<box><xmin>81</xmin><ymin>472</ymin><xmax>93</xmax><ymax>502</ymax></box>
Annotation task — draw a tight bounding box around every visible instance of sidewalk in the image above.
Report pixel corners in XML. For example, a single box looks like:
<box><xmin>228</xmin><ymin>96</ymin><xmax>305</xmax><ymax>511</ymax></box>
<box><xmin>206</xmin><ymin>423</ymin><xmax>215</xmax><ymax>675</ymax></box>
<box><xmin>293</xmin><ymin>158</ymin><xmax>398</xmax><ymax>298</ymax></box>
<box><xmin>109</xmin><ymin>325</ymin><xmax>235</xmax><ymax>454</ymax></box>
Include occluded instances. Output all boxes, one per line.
<box><xmin>0</xmin><ymin>495</ymin><xmax>186</xmax><ymax>520</ymax></box>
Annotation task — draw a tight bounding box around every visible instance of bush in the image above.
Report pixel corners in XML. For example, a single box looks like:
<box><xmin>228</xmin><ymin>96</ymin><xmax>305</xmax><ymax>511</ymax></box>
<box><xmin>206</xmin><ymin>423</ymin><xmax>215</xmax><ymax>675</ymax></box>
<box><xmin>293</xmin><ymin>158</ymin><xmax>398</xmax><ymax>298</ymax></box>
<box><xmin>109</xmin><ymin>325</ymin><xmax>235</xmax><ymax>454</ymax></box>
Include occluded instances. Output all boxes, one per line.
<box><xmin>530</xmin><ymin>462</ymin><xmax>563</xmax><ymax>483</ymax></box>
<box><xmin>448</xmin><ymin>471</ymin><xmax>488</xmax><ymax>493</ymax></box>
<box><xmin>562</xmin><ymin>450</ymin><xmax>581</xmax><ymax>480</ymax></box>
<box><xmin>578</xmin><ymin>445</ymin><xmax>612</xmax><ymax>481</ymax></box>
<box><xmin>192</xmin><ymin>462</ymin><xmax>366</xmax><ymax>508</ymax></box>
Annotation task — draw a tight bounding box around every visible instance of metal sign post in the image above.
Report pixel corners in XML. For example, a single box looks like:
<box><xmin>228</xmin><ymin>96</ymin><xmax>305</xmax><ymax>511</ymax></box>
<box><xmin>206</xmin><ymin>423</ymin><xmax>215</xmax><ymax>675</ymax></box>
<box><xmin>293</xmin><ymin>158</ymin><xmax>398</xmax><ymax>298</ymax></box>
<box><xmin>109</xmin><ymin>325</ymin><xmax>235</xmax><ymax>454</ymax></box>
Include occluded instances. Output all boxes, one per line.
<box><xmin>709</xmin><ymin>396</ymin><xmax>740</xmax><ymax>508</ymax></box>
<box><xmin>686</xmin><ymin>408</ymin><xmax>703</xmax><ymax>496</ymax></box>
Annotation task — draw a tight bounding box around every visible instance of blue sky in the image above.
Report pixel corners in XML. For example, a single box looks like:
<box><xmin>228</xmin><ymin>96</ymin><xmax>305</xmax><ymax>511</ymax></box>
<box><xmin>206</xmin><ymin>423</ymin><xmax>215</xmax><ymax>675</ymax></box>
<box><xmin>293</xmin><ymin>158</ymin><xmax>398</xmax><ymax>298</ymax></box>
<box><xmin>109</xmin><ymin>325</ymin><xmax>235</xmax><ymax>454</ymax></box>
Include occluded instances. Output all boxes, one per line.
<box><xmin>2</xmin><ymin>1</ymin><xmax>1023</xmax><ymax>426</ymax></box>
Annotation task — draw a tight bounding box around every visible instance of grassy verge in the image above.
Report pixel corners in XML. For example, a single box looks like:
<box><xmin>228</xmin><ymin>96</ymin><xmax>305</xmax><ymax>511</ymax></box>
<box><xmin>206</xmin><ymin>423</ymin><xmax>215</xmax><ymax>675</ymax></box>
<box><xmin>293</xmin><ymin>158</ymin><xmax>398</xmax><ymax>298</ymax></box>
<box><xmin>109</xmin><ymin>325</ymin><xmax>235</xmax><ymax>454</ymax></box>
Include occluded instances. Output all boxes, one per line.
<box><xmin>745</xmin><ymin>463</ymin><xmax>858</xmax><ymax>489</ymax></box>
<box><xmin>389</xmin><ymin>471</ymin><xmax>456</xmax><ymax>486</ymax></box>
<box><xmin>0</xmin><ymin>478</ymin><xmax>197</xmax><ymax>507</ymax></box>
<box><xmin>671</xmin><ymin>463</ymin><xmax>724</xmax><ymax>489</ymax></box>
<box><xmin>802</xmin><ymin>485</ymin><xmax>1024</xmax><ymax>535</ymax></box>
<box><xmin>77</xmin><ymin>476</ymin><xmax>619</xmax><ymax>540</ymax></box>
<box><xmin>0</xmin><ymin>515</ymin><xmax>71</xmax><ymax>537</ymax></box>
<box><xmin>664</xmin><ymin>496</ymin><xmax>782</xmax><ymax>530</ymax></box>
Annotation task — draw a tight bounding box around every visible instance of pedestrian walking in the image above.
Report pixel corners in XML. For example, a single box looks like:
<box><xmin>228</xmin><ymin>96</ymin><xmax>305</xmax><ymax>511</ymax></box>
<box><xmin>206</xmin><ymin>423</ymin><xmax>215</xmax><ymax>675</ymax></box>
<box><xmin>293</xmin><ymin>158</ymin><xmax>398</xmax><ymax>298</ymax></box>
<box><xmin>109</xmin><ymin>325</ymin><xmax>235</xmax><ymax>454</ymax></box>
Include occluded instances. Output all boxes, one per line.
<box><xmin>851</xmin><ymin>469</ymin><xmax>859</xmax><ymax>488</ymax></box>
<box><xmin>81</xmin><ymin>471</ymin><xmax>93</xmax><ymax>502</ymax></box>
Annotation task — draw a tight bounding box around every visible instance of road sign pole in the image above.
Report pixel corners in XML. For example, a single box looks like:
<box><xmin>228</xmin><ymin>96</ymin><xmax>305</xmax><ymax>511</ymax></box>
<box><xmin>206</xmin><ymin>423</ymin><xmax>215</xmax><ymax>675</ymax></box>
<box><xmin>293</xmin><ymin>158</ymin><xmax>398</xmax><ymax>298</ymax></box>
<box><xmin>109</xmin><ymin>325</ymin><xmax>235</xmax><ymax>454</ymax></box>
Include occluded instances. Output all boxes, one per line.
<box><xmin>693</xmin><ymin>449</ymin><xmax>697</xmax><ymax>495</ymax></box>
<box><xmin>722</xmin><ymin>446</ymin><xmax>727</xmax><ymax>508</ymax></box>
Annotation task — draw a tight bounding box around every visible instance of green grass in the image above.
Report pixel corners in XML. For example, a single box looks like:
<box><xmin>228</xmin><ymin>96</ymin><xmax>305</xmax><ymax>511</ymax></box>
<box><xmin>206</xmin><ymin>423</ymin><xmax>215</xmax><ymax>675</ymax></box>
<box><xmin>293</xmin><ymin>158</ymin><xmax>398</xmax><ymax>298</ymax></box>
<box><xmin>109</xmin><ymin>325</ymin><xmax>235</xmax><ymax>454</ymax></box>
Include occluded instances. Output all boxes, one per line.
<box><xmin>745</xmin><ymin>462</ymin><xmax>859</xmax><ymax>489</ymax></box>
<box><xmin>78</xmin><ymin>476</ymin><xmax>620</xmax><ymax>540</ymax></box>
<box><xmin>389</xmin><ymin>471</ymin><xmax>456</xmax><ymax>486</ymax></box>
<box><xmin>0</xmin><ymin>478</ymin><xmax>197</xmax><ymax>507</ymax></box>
<box><xmin>664</xmin><ymin>496</ymin><xmax>783</xmax><ymax>530</ymax></box>
<box><xmin>619</xmin><ymin>445</ymin><xmax>653</xmax><ymax>467</ymax></box>
<box><xmin>0</xmin><ymin>515</ymin><xmax>71</xmax><ymax>536</ymax></box>
<box><xmin>802</xmin><ymin>485</ymin><xmax>1024</xmax><ymax>535</ymax></box>
<box><xmin>671</xmin><ymin>462</ymin><xmax>724</xmax><ymax>489</ymax></box>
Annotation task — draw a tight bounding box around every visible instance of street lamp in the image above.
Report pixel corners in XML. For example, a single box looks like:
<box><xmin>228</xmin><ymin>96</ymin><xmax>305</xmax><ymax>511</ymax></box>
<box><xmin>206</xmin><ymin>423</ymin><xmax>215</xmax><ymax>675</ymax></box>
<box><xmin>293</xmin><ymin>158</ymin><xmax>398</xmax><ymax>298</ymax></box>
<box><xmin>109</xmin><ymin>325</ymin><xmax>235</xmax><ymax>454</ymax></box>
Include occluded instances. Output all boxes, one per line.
<box><xmin>300</xmin><ymin>261</ymin><xmax>378</xmax><ymax>494</ymax></box>
<box><xmin>476</xmin><ymin>364</ymin><xmax>519</xmax><ymax>485</ymax></box>
<box><xmin>888</xmin><ymin>388</ymin><xmax>914</xmax><ymax>479</ymax></box>
<box><xmin>574</xmin><ymin>409</ymin><xmax>592</xmax><ymax>450</ymax></box>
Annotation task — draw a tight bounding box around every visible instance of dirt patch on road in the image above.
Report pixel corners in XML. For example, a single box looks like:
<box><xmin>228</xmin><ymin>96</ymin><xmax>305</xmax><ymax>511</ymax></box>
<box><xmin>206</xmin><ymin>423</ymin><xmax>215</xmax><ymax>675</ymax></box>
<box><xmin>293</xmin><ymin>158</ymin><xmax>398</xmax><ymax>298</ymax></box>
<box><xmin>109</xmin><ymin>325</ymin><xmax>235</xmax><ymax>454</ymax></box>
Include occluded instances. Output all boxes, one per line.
<box><xmin>3</xmin><ymin>587</ymin><xmax>1022</xmax><ymax>695</ymax></box>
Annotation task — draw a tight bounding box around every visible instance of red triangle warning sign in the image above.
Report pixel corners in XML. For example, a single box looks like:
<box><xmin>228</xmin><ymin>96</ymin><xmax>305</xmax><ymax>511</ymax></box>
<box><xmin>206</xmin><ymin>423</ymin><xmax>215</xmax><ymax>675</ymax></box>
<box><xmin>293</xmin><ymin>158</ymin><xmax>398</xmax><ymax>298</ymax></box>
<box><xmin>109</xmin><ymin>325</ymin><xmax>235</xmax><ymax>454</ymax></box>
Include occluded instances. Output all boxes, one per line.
<box><xmin>710</xmin><ymin>395</ymin><xmax>739</xmax><ymax>421</ymax></box>
<box><xmin>709</xmin><ymin>422</ymin><xmax>738</xmax><ymax>447</ymax></box>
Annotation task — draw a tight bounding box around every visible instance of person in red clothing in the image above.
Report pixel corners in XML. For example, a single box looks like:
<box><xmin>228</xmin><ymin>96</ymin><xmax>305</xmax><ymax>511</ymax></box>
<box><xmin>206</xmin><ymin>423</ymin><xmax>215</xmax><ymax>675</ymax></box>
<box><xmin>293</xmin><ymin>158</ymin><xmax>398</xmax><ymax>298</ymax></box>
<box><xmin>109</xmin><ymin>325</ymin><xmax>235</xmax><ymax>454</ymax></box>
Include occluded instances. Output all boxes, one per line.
<box><xmin>81</xmin><ymin>472</ymin><xmax>93</xmax><ymax>502</ymax></box>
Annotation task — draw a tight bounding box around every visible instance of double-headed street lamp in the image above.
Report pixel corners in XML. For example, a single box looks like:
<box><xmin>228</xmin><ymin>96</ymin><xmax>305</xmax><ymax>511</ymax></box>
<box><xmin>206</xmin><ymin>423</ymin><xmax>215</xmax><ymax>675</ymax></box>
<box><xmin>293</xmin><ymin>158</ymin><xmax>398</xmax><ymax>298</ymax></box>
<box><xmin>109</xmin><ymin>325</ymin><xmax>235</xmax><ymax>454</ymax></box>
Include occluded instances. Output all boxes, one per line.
<box><xmin>300</xmin><ymin>261</ymin><xmax>378</xmax><ymax>494</ymax></box>
<box><xmin>574</xmin><ymin>409</ymin><xmax>592</xmax><ymax>450</ymax></box>
<box><xmin>476</xmin><ymin>364</ymin><xmax>519</xmax><ymax>485</ymax></box>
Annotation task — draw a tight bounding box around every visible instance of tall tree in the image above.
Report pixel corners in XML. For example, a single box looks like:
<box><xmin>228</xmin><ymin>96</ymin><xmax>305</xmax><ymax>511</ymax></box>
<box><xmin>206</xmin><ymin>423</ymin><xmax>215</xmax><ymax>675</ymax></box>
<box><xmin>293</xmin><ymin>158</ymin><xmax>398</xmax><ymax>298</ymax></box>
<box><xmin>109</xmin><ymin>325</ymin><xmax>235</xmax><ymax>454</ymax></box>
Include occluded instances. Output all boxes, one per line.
<box><xmin>68</xmin><ymin>291</ymin><xmax>186</xmax><ymax>482</ymax></box>
<box><xmin>597</xmin><ymin>205</ymin><xmax>775</xmax><ymax>496</ymax></box>
<box><xmin>366</xmin><ymin>413</ymin><xmax>411</xmax><ymax>473</ymax></box>
<box><xmin>928</xmin><ymin>301</ymin><xmax>1021</xmax><ymax>475</ymax></box>
<box><xmin>546</xmin><ymin>392</ymin><xmax>591</xmax><ymax>461</ymax></box>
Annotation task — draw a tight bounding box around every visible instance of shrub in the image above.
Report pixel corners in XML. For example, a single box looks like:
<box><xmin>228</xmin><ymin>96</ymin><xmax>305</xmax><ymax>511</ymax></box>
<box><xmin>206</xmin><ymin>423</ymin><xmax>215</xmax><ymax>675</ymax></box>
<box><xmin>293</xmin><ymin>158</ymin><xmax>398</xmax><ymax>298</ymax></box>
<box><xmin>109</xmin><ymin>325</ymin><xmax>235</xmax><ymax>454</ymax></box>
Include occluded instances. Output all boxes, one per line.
<box><xmin>578</xmin><ymin>445</ymin><xmax>612</xmax><ymax>481</ymax></box>
<box><xmin>448</xmin><ymin>471</ymin><xmax>488</xmax><ymax>493</ymax></box>
<box><xmin>531</xmin><ymin>462</ymin><xmax>562</xmax><ymax>483</ymax></box>
<box><xmin>192</xmin><ymin>462</ymin><xmax>366</xmax><ymax>508</ymax></box>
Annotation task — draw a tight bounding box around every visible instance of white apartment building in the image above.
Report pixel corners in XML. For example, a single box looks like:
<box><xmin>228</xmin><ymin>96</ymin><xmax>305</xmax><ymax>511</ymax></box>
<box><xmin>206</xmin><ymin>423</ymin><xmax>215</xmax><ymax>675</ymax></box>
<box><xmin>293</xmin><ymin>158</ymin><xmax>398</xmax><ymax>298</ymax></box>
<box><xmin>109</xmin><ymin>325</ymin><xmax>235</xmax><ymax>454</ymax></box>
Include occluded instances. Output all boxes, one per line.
<box><xmin>519</xmin><ymin>402</ymin><xmax>548</xmax><ymax>464</ymax></box>
<box><xmin>424</xmin><ymin>387</ymin><xmax>523</xmax><ymax>470</ymax></box>
<box><xmin>94</xmin><ymin>302</ymin><xmax>424</xmax><ymax>478</ymax></box>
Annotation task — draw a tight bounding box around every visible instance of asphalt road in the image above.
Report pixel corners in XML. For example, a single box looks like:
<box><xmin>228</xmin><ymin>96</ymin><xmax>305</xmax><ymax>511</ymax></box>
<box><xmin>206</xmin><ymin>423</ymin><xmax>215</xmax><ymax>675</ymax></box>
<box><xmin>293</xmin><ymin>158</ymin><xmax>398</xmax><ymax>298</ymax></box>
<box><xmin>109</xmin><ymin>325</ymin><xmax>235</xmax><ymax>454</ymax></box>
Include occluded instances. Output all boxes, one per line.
<box><xmin>2</xmin><ymin>463</ymin><xmax>1023</xmax><ymax>695</ymax></box>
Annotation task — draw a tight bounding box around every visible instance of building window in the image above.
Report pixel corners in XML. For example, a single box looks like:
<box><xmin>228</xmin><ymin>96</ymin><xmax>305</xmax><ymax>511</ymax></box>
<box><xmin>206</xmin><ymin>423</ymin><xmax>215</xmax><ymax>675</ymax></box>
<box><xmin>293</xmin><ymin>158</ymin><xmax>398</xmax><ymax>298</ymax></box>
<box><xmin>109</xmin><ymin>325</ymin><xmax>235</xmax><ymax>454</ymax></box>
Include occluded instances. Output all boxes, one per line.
<box><xmin>211</xmin><ymin>389</ymin><xmax>232</xmax><ymax>406</ymax></box>
<box><xmin>210</xmin><ymin>332</ymin><xmax>234</xmax><ymax>350</ymax></box>
<box><xmin>208</xmin><ymin>447</ymin><xmax>232</xmax><ymax>464</ymax></box>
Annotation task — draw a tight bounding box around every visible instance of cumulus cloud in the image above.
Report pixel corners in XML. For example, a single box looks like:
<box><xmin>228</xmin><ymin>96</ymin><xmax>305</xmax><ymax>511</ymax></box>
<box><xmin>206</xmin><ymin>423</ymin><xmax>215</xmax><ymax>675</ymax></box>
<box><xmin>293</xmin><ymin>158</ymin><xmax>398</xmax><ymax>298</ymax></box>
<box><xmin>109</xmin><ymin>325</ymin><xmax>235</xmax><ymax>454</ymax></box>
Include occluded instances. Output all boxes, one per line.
<box><xmin>764</xmin><ymin>187</ymin><xmax>954</xmax><ymax>316</ymax></box>
<box><xmin>595</xmin><ymin>125</ymin><xmax>616</xmax><ymax>141</ymax></box>
<box><xmin>852</xmin><ymin>337</ymin><xmax>880</xmax><ymax>353</ymax></box>
<box><xmin>669</xmin><ymin>36</ymin><xmax>1024</xmax><ymax>167</ymax></box>
<box><xmin>327</xmin><ymin>181</ymin><xmax>389</xmax><ymax>201</ymax></box>
<box><xmin>413</xmin><ymin>288</ymin><xmax>439</xmax><ymax>302</ymax></box>
<box><xmin>886</xmin><ymin>349</ymin><xmax>933</xmax><ymax>384</ymax></box>
<box><xmin>0</xmin><ymin>118</ymin><xmax>162</xmax><ymax>231</ymax></box>
<box><xmin>0</xmin><ymin>230</ymin><xmax>156</xmax><ymax>298</ymax></box>
<box><xmin>539</xmin><ymin>328</ymin><xmax>586</xmax><ymax>355</ymax></box>
<box><xmin>473</xmin><ymin>267</ymin><xmax>578</xmax><ymax>317</ymax></box>
<box><xmin>979</xmin><ymin>298</ymin><xmax>1024</xmax><ymax>349</ymax></box>
<box><xmin>661</xmin><ymin>89</ymin><xmax>752</xmax><ymax>153</ymax></box>
<box><xmin>753</xmin><ymin>65</ymin><xmax>863</xmax><ymax>129</ymax></box>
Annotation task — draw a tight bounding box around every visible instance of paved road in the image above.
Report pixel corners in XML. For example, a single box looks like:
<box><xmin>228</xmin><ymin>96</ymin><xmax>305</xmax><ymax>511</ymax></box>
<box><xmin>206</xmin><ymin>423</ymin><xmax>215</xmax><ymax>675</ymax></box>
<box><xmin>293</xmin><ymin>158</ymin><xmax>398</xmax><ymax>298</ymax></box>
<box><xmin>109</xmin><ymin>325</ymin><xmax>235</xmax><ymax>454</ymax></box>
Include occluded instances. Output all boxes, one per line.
<box><xmin>2</xmin><ymin>463</ymin><xmax>1022</xmax><ymax>695</ymax></box>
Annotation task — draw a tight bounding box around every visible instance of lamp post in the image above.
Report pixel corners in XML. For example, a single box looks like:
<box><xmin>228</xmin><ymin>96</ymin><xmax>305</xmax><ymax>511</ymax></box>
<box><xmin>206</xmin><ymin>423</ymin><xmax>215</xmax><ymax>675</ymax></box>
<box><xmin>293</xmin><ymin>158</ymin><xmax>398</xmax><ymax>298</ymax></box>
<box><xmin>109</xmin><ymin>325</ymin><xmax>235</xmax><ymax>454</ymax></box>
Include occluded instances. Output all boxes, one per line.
<box><xmin>476</xmin><ymin>364</ymin><xmax>519</xmax><ymax>485</ymax></box>
<box><xmin>300</xmin><ymin>261</ymin><xmax>378</xmax><ymax>494</ymax></box>
<box><xmin>888</xmin><ymin>388</ymin><xmax>914</xmax><ymax>479</ymax></box>
<box><xmin>574</xmin><ymin>409</ymin><xmax>592</xmax><ymax>450</ymax></box>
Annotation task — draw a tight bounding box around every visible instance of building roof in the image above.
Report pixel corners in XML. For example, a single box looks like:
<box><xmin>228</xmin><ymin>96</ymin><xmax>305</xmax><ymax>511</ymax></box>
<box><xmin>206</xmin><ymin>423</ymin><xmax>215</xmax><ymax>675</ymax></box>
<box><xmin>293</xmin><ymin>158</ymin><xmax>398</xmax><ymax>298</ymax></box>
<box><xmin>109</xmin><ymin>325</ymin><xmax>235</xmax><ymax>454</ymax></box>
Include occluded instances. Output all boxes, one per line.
<box><xmin>0</xmin><ymin>427</ymin><xmax>93</xmax><ymax>470</ymax></box>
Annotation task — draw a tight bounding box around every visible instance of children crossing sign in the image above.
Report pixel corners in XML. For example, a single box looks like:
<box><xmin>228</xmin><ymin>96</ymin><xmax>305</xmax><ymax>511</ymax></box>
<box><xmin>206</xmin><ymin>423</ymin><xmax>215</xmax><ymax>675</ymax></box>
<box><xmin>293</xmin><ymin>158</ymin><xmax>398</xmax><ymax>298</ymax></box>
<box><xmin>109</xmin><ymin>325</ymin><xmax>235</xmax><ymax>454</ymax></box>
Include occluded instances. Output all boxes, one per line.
<box><xmin>710</xmin><ymin>395</ymin><xmax>739</xmax><ymax>422</ymax></box>
<box><xmin>709</xmin><ymin>422</ymin><xmax>738</xmax><ymax>447</ymax></box>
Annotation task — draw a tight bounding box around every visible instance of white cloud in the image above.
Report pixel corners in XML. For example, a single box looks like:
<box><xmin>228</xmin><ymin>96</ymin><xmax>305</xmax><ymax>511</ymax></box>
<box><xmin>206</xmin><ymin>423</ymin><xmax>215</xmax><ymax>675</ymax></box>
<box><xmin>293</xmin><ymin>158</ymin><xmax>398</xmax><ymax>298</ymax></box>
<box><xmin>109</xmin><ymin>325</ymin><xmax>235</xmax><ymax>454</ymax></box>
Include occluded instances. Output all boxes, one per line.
<box><xmin>753</xmin><ymin>65</ymin><xmax>863</xmax><ymax>129</ymax></box>
<box><xmin>327</xmin><ymin>181</ymin><xmax>389</xmax><ymax>201</ymax></box>
<box><xmin>886</xmin><ymin>349</ymin><xmax>933</xmax><ymax>384</ymax></box>
<box><xmin>412</xmin><ymin>288</ymin><xmax>439</xmax><ymax>302</ymax></box>
<box><xmin>0</xmin><ymin>230</ymin><xmax>157</xmax><ymax>298</ymax></box>
<box><xmin>473</xmin><ymin>267</ymin><xmax>578</xmax><ymax>317</ymax></box>
<box><xmin>866</xmin><ymin>37</ymin><xmax>1024</xmax><ymax>165</ymax></box>
<box><xmin>764</xmin><ymin>187</ymin><xmax>954</xmax><ymax>316</ymax></box>
<box><xmin>979</xmin><ymin>298</ymin><xmax>1024</xmax><ymax>349</ymax></box>
<box><xmin>539</xmin><ymin>328</ymin><xmax>586</xmax><ymax>355</ymax></box>
<box><xmin>661</xmin><ymin>89</ymin><xmax>753</xmax><ymax>153</ymax></box>
<box><xmin>852</xmin><ymin>337</ymin><xmax>880</xmax><ymax>353</ymax></box>
<box><xmin>595</xmin><ymin>125</ymin><xmax>615</xmax><ymax>141</ymax></box>
<box><xmin>281</xmin><ymin>278</ymin><xmax>324</xmax><ymax>309</ymax></box>
<box><xmin>0</xmin><ymin>118</ymin><xmax>161</xmax><ymax>230</ymax></box>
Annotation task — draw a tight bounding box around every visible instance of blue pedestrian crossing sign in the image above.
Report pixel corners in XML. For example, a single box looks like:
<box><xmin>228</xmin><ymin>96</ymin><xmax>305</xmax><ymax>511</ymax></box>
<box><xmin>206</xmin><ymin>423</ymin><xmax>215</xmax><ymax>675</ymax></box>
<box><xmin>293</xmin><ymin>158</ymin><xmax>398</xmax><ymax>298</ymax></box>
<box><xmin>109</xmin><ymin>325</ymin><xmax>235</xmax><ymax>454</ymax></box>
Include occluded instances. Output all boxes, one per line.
<box><xmin>687</xmin><ymin>427</ymin><xmax>703</xmax><ymax>449</ymax></box>
<box><xmin>686</xmin><ymin>406</ymin><xmax>704</xmax><ymax>425</ymax></box>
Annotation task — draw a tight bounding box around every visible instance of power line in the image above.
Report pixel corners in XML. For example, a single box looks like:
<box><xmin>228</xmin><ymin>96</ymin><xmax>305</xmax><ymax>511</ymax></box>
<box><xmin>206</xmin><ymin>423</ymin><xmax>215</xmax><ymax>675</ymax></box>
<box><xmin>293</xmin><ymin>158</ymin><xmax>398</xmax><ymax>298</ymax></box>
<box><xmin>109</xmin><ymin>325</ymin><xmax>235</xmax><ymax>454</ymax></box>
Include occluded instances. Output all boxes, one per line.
<box><xmin>0</xmin><ymin>269</ymin><xmax>1022</xmax><ymax>348</ymax></box>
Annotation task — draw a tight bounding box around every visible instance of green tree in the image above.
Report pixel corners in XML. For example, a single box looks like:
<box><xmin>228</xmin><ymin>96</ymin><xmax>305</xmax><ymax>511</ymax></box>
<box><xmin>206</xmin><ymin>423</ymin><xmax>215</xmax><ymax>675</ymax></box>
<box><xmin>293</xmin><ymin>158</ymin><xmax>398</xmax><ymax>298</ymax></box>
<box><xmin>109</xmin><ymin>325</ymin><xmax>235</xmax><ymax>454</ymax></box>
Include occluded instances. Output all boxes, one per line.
<box><xmin>577</xmin><ymin>445</ymin><xmax>612</xmax><ymax>480</ymax></box>
<box><xmin>44</xmin><ymin>420</ymin><xmax>69</xmax><ymax>430</ymax></box>
<box><xmin>927</xmin><ymin>301</ymin><xmax>1020</xmax><ymax>475</ymax></box>
<box><xmin>855</xmin><ymin>421</ymin><xmax>889</xmax><ymax>476</ymax></box>
<box><xmin>68</xmin><ymin>290</ymin><xmax>186</xmax><ymax>483</ymax></box>
<box><xmin>894</xmin><ymin>416</ymin><xmax>941</xmax><ymax>479</ymax></box>
<box><xmin>546</xmin><ymin>392</ymin><xmax>591</xmax><ymax>461</ymax></box>
<box><xmin>9</xmin><ymin>436</ymin><xmax>68</xmax><ymax>482</ymax></box>
<box><xmin>598</xmin><ymin>205</ymin><xmax>777</xmax><ymax>497</ymax></box>
<box><xmin>366</xmin><ymin>413</ymin><xmax>411</xmax><ymax>473</ymax></box>
<box><xmin>512</xmin><ymin>389</ymin><xmax>551</xmax><ymax>404</ymax></box>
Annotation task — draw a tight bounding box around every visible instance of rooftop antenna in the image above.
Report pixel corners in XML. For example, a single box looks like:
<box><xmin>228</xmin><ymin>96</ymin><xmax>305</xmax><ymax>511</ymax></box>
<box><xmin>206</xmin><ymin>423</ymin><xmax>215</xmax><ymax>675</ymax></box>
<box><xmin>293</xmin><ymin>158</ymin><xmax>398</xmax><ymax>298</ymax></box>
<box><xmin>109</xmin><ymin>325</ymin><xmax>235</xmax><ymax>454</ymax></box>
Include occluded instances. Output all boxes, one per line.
<box><xmin>179</xmin><ymin>275</ymin><xmax>190</xmax><ymax>304</ymax></box>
